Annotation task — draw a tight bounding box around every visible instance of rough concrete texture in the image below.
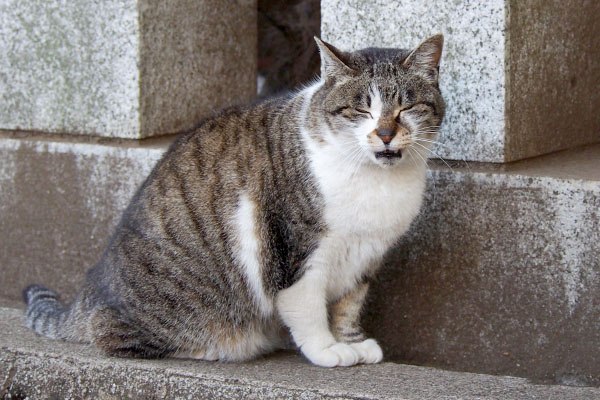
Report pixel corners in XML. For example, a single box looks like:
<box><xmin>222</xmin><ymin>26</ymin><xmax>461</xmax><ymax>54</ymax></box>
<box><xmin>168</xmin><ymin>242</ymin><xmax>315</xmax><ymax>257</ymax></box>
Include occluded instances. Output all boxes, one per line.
<box><xmin>1</xmin><ymin>134</ymin><xmax>600</xmax><ymax>385</ymax></box>
<box><xmin>368</xmin><ymin>163</ymin><xmax>600</xmax><ymax>386</ymax></box>
<box><xmin>506</xmin><ymin>0</ymin><xmax>600</xmax><ymax>161</ymax></box>
<box><xmin>321</xmin><ymin>0</ymin><xmax>600</xmax><ymax>162</ymax></box>
<box><xmin>2</xmin><ymin>308</ymin><xmax>600</xmax><ymax>400</ymax></box>
<box><xmin>0</xmin><ymin>133</ymin><xmax>171</xmax><ymax>302</ymax></box>
<box><xmin>0</xmin><ymin>0</ymin><xmax>257</xmax><ymax>138</ymax></box>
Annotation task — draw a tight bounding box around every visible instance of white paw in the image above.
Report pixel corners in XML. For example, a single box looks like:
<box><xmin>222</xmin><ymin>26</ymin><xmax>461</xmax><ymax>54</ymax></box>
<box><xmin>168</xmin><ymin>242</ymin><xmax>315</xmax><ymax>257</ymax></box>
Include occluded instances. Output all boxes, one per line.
<box><xmin>350</xmin><ymin>338</ymin><xmax>383</xmax><ymax>364</ymax></box>
<box><xmin>303</xmin><ymin>342</ymin><xmax>360</xmax><ymax>367</ymax></box>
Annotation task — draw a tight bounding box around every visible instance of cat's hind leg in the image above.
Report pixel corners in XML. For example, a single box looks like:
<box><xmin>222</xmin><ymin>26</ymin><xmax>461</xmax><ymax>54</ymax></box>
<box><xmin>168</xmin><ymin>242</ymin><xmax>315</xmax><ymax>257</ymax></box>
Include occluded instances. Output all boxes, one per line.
<box><xmin>90</xmin><ymin>304</ymin><xmax>172</xmax><ymax>358</ymax></box>
<box><xmin>330</xmin><ymin>281</ymin><xmax>383</xmax><ymax>364</ymax></box>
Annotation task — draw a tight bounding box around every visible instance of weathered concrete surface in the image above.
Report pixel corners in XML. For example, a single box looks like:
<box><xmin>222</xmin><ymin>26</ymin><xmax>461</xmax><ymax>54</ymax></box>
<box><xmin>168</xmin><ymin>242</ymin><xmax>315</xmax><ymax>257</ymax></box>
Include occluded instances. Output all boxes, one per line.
<box><xmin>0</xmin><ymin>133</ymin><xmax>171</xmax><ymax>302</ymax></box>
<box><xmin>1</xmin><ymin>307</ymin><xmax>599</xmax><ymax>400</ymax></box>
<box><xmin>0</xmin><ymin>0</ymin><xmax>256</xmax><ymax>138</ymax></box>
<box><xmin>369</xmin><ymin>156</ymin><xmax>600</xmax><ymax>386</ymax></box>
<box><xmin>506</xmin><ymin>0</ymin><xmax>600</xmax><ymax>161</ymax></box>
<box><xmin>321</xmin><ymin>0</ymin><xmax>600</xmax><ymax>162</ymax></box>
<box><xmin>1</xmin><ymin>134</ymin><xmax>600</xmax><ymax>385</ymax></box>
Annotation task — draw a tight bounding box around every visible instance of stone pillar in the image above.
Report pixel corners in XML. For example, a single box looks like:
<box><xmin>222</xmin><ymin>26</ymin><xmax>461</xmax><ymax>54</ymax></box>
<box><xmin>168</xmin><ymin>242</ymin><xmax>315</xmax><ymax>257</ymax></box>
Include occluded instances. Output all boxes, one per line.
<box><xmin>0</xmin><ymin>0</ymin><xmax>257</xmax><ymax>138</ymax></box>
<box><xmin>322</xmin><ymin>0</ymin><xmax>600</xmax><ymax>162</ymax></box>
<box><xmin>0</xmin><ymin>1</ymin><xmax>256</xmax><ymax>301</ymax></box>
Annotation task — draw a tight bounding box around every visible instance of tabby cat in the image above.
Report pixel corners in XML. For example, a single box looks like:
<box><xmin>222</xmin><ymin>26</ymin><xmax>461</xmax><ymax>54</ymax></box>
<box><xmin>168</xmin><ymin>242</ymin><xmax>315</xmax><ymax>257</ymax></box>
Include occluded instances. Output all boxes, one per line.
<box><xmin>23</xmin><ymin>35</ymin><xmax>445</xmax><ymax>367</ymax></box>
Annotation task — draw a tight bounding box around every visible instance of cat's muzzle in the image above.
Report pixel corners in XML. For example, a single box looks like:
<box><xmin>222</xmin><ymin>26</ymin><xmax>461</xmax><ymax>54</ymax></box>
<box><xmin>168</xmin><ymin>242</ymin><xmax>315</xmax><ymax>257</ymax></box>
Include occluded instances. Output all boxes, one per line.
<box><xmin>375</xmin><ymin>149</ymin><xmax>402</xmax><ymax>159</ymax></box>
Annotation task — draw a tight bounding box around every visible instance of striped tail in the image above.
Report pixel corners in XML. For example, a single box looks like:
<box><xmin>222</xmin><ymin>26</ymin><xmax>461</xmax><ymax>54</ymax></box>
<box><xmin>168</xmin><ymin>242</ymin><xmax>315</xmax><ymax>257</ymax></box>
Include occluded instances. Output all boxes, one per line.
<box><xmin>22</xmin><ymin>284</ymin><xmax>71</xmax><ymax>339</ymax></box>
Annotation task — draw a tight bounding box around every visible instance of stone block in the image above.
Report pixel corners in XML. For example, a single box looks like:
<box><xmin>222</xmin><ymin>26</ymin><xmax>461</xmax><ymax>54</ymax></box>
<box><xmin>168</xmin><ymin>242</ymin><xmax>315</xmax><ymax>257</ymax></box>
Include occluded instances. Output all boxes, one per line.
<box><xmin>368</xmin><ymin>145</ymin><xmax>600</xmax><ymax>385</ymax></box>
<box><xmin>322</xmin><ymin>0</ymin><xmax>600</xmax><ymax>162</ymax></box>
<box><xmin>0</xmin><ymin>0</ymin><xmax>257</xmax><ymax>139</ymax></box>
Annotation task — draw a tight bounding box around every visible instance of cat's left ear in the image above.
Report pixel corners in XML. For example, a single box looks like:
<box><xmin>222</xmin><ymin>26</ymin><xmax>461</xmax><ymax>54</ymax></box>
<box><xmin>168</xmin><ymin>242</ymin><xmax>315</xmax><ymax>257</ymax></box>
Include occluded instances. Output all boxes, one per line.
<box><xmin>314</xmin><ymin>37</ymin><xmax>355</xmax><ymax>84</ymax></box>
<box><xmin>403</xmin><ymin>34</ymin><xmax>444</xmax><ymax>85</ymax></box>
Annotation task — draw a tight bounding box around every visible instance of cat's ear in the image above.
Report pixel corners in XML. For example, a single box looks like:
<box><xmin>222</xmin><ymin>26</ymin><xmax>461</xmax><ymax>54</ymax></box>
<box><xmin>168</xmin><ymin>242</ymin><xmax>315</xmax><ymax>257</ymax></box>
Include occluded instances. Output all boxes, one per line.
<box><xmin>314</xmin><ymin>37</ymin><xmax>355</xmax><ymax>84</ymax></box>
<box><xmin>403</xmin><ymin>34</ymin><xmax>444</xmax><ymax>85</ymax></box>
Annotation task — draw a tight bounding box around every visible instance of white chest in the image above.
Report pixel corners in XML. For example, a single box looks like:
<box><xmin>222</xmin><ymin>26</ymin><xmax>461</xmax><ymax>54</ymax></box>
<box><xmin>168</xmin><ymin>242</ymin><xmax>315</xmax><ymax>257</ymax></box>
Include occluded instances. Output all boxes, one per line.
<box><xmin>311</xmin><ymin>147</ymin><xmax>427</xmax><ymax>240</ymax></box>
<box><xmin>306</xmin><ymin>146</ymin><xmax>428</xmax><ymax>298</ymax></box>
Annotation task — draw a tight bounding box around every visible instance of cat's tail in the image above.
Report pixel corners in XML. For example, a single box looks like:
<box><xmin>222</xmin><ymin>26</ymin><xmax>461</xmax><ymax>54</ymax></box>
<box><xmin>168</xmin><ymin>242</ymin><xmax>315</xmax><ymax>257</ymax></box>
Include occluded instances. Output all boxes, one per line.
<box><xmin>22</xmin><ymin>284</ymin><xmax>75</xmax><ymax>340</ymax></box>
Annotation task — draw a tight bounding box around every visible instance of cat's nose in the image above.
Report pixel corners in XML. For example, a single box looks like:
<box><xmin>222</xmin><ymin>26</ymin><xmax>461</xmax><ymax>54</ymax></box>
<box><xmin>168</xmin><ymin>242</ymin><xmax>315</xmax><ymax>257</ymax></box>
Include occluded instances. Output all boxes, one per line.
<box><xmin>376</xmin><ymin>128</ymin><xmax>396</xmax><ymax>144</ymax></box>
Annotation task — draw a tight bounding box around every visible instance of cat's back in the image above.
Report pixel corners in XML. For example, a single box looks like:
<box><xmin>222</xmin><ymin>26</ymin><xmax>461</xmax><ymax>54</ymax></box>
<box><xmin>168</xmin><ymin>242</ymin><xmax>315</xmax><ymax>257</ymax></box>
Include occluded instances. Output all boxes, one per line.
<box><xmin>101</xmin><ymin>90</ymin><xmax>322</xmax><ymax>302</ymax></box>
<box><xmin>163</xmin><ymin>93</ymin><xmax>302</xmax><ymax>187</ymax></box>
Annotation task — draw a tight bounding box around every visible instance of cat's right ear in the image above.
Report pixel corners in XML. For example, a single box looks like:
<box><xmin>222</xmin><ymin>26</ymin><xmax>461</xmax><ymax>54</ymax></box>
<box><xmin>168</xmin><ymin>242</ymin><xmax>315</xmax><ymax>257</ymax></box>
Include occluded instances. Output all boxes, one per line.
<box><xmin>402</xmin><ymin>34</ymin><xmax>444</xmax><ymax>85</ymax></box>
<box><xmin>314</xmin><ymin>37</ymin><xmax>355</xmax><ymax>84</ymax></box>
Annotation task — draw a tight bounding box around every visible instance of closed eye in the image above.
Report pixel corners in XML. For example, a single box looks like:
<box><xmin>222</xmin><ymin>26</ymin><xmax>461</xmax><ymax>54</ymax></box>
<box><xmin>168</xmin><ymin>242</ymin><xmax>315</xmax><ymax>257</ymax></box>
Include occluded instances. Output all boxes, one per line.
<box><xmin>396</xmin><ymin>103</ymin><xmax>434</xmax><ymax>121</ymax></box>
<box><xmin>332</xmin><ymin>106</ymin><xmax>349</xmax><ymax>115</ymax></box>
<box><xmin>355</xmin><ymin>108</ymin><xmax>373</xmax><ymax>118</ymax></box>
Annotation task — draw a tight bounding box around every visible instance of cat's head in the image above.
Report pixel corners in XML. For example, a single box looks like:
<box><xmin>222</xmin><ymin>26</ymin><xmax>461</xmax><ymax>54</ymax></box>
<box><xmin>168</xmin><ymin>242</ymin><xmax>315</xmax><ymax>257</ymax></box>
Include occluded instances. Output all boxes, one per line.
<box><xmin>309</xmin><ymin>35</ymin><xmax>445</xmax><ymax>168</ymax></box>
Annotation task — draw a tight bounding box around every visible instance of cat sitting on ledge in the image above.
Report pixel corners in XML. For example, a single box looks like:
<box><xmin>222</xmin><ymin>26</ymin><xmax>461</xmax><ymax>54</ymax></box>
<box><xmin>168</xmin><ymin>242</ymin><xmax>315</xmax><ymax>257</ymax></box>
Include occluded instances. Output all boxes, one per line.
<box><xmin>23</xmin><ymin>34</ymin><xmax>445</xmax><ymax>368</ymax></box>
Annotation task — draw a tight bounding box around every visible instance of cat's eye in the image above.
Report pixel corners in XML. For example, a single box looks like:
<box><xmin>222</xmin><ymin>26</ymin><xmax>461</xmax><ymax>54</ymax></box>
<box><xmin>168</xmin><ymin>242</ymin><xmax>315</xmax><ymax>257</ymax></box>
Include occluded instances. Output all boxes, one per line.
<box><xmin>396</xmin><ymin>103</ymin><xmax>434</xmax><ymax>122</ymax></box>
<box><xmin>332</xmin><ymin>106</ymin><xmax>349</xmax><ymax>115</ymax></box>
<box><xmin>332</xmin><ymin>106</ymin><xmax>372</xmax><ymax>119</ymax></box>
<box><xmin>355</xmin><ymin>108</ymin><xmax>372</xmax><ymax>118</ymax></box>
<box><xmin>396</xmin><ymin>105</ymin><xmax>413</xmax><ymax>122</ymax></box>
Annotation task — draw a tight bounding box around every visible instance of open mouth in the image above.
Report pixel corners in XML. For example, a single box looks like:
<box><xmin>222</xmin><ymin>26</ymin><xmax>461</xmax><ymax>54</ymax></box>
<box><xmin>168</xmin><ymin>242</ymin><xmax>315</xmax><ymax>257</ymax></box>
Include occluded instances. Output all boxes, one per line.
<box><xmin>375</xmin><ymin>149</ymin><xmax>402</xmax><ymax>159</ymax></box>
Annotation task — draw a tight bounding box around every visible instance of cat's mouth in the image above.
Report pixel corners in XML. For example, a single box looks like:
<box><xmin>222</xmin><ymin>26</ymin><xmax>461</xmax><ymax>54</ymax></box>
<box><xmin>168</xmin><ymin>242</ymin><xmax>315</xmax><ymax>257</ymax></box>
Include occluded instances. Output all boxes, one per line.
<box><xmin>375</xmin><ymin>149</ymin><xmax>402</xmax><ymax>159</ymax></box>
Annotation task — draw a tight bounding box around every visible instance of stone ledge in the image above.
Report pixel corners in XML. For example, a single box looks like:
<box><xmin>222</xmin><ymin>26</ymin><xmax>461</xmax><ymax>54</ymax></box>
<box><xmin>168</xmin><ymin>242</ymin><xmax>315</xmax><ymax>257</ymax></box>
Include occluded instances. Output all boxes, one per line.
<box><xmin>371</xmin><ymin>149</ymin><xmax>600</xmax><ymax>385</ymax></box>
<box><xmin>1</xmin><ymin>307</ymin><xmax>598</xmax><ymax>400</ymax></box>
<box><xmin>0</xmin><ymin>135</ymin><xmax>172</xmax><ymax>302</ymax></box>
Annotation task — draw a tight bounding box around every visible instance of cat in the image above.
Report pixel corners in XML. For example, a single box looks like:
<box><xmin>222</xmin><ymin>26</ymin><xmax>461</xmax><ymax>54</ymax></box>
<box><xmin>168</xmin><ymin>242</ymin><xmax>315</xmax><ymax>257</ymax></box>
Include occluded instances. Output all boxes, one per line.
<box><xmin>22</xmin><ymin>34</ymin><xmax>445</xmax><ymax>368</ymax></box>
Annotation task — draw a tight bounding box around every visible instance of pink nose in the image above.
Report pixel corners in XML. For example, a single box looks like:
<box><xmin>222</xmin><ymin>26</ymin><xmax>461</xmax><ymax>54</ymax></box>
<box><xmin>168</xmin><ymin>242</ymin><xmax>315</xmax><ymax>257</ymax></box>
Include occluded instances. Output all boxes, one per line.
<box><xmin>376</xmin><ymin>128</ymin><xmax>395</xmax><ymax>144</ymax></box>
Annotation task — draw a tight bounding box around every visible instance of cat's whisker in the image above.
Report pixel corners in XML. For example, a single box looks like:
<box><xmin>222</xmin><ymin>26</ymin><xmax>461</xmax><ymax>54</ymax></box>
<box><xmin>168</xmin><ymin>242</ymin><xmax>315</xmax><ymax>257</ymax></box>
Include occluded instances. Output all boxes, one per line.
<box><xmin>406</xmin><ymin>147</ymin><xmax>424</xmax><ymax>169</ymax></box>
<box><xmin>338</xmin><ymin>144</ymin><xmax>366</xmax><ymax>178</ymax></box>
<box><xmin>407</xmin><ymin>147</ymin><xmax>427</xmax><ymax>169</ymax></box>
<box><xmin>411</xmin><ymin>137</ymin><xmax>472</xmax><ymax>171</ymax></box>
<box><xmin>408</xmin><ymin>145</ymin><xmax>429</xmax><ymax>167</ymax></box>
<box><xmin>412</xmin><ymin>141</ymin><xmax>454</xmax><ymax>172</ymax></box>
<box><xmin>412</xmin><ymin>138</ymin><xmax>451</xmax><ymax>150</ymax></box>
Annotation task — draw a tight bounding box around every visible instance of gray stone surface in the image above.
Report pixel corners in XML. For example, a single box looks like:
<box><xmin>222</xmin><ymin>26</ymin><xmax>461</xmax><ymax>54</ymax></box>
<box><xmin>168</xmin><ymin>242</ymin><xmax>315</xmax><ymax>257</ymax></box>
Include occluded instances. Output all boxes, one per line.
<box><xmin>1</xmin><ymin>133</ymin><xmax>600</xmax><ymax>385</ymax></box>
<box><xmin>321</xmin><ymin>0</ymin><xmax>600</xmax><ymax>162</ymax></box>
<box><xmin>2</xmin><ymin>307</ymin><xmax>599</xmax><ymax>400</ymax></box>
<box><xmin>0</xmin><ymin>132</ymin><xmax>171</xmax><ymax>302</ymax></box>
<box><xmin>0</xmin><ymin>0</ymin><xmax>257</xmax><ymax>138</ymax></box>
<box><xmin>506</xmin><ymin>0</ymin><xmax>600</xmax><ymax>162</ymax></box>
<box><xmin>369</xmin><ymin>159</ymin><xmax>600</xmax><ymax>385</ymax></box>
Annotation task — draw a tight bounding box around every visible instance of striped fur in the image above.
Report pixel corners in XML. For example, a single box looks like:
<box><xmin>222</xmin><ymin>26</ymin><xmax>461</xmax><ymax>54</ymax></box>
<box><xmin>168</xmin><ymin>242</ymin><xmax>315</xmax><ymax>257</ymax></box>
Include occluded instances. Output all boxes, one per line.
<box><xmin>23</xmin><ymin>35</ymin><xmax>445</xmax><ymax>367</ymax></box>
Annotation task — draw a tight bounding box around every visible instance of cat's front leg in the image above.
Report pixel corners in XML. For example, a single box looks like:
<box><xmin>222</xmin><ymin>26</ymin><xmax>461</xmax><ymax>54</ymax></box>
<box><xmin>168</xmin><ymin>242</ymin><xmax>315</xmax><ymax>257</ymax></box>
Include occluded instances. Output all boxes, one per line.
<box><xmin>276</xmin><ymin>268</ymin><xmax>361</xmax><ymax>367</ymax></box>
<box><xmin>331</xmin><ymin>281</ymin><xmax>383</xmax><ymax>364</ymax></box>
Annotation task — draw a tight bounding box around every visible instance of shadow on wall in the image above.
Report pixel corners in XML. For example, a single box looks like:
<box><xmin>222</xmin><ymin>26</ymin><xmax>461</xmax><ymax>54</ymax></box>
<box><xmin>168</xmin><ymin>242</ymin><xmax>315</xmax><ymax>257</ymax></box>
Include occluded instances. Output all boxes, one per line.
<box><xmin>258</xmin><ymin>0</ymin><xmax>321</xmax><ymax>96</ymax></box>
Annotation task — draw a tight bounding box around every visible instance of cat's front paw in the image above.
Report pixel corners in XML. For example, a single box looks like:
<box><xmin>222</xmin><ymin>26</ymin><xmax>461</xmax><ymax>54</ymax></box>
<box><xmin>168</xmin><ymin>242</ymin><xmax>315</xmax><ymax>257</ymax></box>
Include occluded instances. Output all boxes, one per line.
<box><xmin>350</xmin><ymin>338</ymin><xmax>383</xmax><ymax>364</ymax></box>
<box><xmin>302</xmin><ymin>342</ymin><xmax>360</xmax><ymax>367</ymax></box>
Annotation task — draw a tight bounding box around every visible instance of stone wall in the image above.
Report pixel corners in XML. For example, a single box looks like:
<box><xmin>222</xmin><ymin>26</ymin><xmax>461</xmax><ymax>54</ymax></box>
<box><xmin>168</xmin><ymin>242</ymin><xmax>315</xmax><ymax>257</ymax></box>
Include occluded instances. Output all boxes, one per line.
<box><xmin>0</xmin><ymin>0</ymin><xmax>257</xmax><ymax>138</ymax></box>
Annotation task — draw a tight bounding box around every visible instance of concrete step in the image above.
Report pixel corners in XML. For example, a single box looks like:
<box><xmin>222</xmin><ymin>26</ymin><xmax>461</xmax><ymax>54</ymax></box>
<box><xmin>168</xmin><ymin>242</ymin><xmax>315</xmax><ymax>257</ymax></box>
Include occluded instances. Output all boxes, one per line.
<box><xmin>0</xmin><ymin>131</ymin><xmax>173</xmax><ymax>302</ymax></box>
<box><xmin>1</xmin><ymin>132</ymin><xmax>599</xmax><ymax>385</ymax></box>
<box><xmin>2</xmin><ymin>306</ymin><xmax>599</xmax><ymax>400</ymax></box>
